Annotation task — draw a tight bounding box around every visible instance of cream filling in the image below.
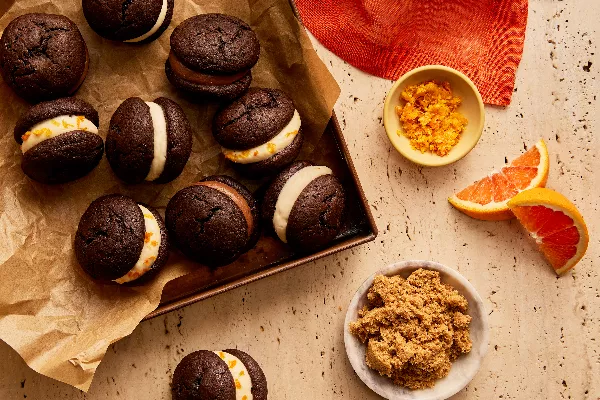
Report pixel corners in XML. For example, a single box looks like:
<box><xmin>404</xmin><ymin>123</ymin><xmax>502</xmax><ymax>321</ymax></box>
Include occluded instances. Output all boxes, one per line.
<box><xmin>21</xmin><ymin>115</ymin><xmax>98</xmax><ymax>153</ymax></box>
<box><xmin>124</xmin><ymin>0</ymin><xmax>169</xmax><ymax>43</ymax></box>
<box><xmin>144</xmin><ymin>101</ymin><xmax>169</xmax><ymax>182</ymax></box>
<box><xmin>222</xmin><ymin>110</ymin><xmax>301</xmax><ymax>164</ymax></box>
<box><xmin>114</xmin><ymin>205</ymin><xmax>161</xmax><ymax>284</ymax></box>
<box><xmin>213</xmin><ymin>351</ymin><xmax>253</xmax><ymax>400</ymax></box>
<box><xmin>273</xmin><ymin>166</ymin><xmax>332</xmax><ymax>243</ymax></box>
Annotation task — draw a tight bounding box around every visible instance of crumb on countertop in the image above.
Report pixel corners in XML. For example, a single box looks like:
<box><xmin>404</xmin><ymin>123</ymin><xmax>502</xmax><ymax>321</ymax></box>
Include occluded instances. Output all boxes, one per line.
<box><xmin>349</xmin><ymin>268</ymin><xmax>472</xmax><ymax>390</ymax></box>
<box><xmin>396</xmin><ymin>81</ymin><xmax>468</xmax><ymax>156</ymax></box>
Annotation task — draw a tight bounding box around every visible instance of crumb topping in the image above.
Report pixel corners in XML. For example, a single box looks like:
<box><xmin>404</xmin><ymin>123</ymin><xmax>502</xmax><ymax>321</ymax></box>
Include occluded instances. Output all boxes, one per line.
<box><xmin>349</xmin><ymin>268</ymin><xmax>472</xmax><ymax>390</ymax></box>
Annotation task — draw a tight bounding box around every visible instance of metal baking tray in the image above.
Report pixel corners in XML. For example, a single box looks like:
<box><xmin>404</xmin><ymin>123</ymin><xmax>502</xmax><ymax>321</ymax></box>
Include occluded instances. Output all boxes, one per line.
<box><xmin>144</xmin><ymin>113</ymin><xmax>377</xmax><ymax>319</ymax></box>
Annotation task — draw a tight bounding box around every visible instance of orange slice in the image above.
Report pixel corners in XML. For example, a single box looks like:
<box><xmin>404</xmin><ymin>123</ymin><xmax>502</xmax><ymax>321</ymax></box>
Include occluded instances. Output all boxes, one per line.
<box><xmin>448</xmin><ymin>139</ymin><xmax>549</xmax><ymax>220</ymax></box>
<box><xmin>507</xmin><ymin>188</ymin><xmax>588</xmax><ymax>275</ymax></box>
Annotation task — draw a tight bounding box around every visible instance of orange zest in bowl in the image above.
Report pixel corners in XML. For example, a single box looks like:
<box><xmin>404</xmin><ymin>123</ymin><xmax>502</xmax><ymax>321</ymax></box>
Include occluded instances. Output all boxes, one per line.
<box><xmin>395</xmin><ymin>81</ymin><xmax>468</xmax><ymax>156</ymax></box>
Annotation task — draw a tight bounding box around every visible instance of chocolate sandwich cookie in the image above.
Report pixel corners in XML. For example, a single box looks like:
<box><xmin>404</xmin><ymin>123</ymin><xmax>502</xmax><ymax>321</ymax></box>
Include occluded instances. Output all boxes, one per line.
<box><xmin>0</xmin><ymin>13</ymin><xmax>89</xmax><ymax>103</ymax></box>
<box><xmin>262</xmin><ymin>161</ymin><xmax>346</xmax><ymax>253</ymax></box>
<box><xmin>75</xmin><ymin>194</ymin><xmax>169</xmax><ymax>283</ymax></box>
<box><xmin>166</xmin><ymin>14</ymin><xmax>260</xmax><ymax>100</ymax></box>
<box><xmin>165</xmin><ymin>175</ymin><xmax>260</xmax><ymax>267</ymax></box>
<box><xmin>213</xmin><ymin>88</ymin><xmax>303</xmax><ymax>178</ymax></box>
<box><xmin>172</xmin><ymin>349</ymin><xmax>268</xmax><ymax>400</ymax></box>
<box><xmin>13</xmin><ymin>97</ymin><xmax>103</xmax><ymax>184</ymax></box>
<box><xmin>83</xmin><ymin>0</ymin><xmax>174</xmax><ymax>43</ymax></box>
<box><xmin>106</xmin><ymin>97</ymin><xmax>193</xmax><ymax>183</ymax></box>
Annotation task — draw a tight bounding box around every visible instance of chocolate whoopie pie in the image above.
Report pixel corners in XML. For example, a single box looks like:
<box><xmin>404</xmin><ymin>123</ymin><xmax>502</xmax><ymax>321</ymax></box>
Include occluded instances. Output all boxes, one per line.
<box><xmin>106</xmin><ymin>97</ymin><xmax>193</xmax><ymax>183</ymax></box>
<box><xmin>13</xmin><ymin>97</ymin><xmax>103</xmax><ymax>184</ymax></box>
<box><xmin>213</xmin><ymin>88</ymin><xmax>304</xmax><ymax>178</ymax></box>
<box><xmin>262</xmin><ymin>161</ymin><xmax>346</xmax><ymax>253</ymax></box>
<box><xmin>165</xmin><ymin>175</ymin><xmax>260</xmax><ymax>267</ymax></box>
<box><xmin>75</xmin><ymin>194</ymin><xmax>169</xmax><ymax>283</ymax></box>
<box><xmin>166</xmin><ymin>14</ymin><xmax>260</xmax><ymax>100</ymax></box>
<box><xmin>83</xmin><ymin>0</ymin><xmax>174</xmax><ymax>43</ymax></box>
<box><xmin>172</xmin><ymin>349</ymin><xmax>268</xmax><ymax>400</ymax></box>
<box><xmin>0</xmin><ymin>13</ymin><xmax>89</xmax><ymax>103</ymax></box>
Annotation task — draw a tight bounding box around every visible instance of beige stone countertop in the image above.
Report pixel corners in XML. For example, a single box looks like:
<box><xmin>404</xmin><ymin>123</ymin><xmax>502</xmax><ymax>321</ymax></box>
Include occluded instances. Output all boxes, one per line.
<box><xmin>0</xmin><ymin>0</ymin><xmax>598</xmax><ymax>398</ymax></box>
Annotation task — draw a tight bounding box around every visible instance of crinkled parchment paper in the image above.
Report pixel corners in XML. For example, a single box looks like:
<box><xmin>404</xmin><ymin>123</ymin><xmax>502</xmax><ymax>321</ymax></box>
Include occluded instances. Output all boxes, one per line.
<box><xmin>0</xmin><ymin>0</ymin><xmax>339</xmax><ymax>391</ymax></box>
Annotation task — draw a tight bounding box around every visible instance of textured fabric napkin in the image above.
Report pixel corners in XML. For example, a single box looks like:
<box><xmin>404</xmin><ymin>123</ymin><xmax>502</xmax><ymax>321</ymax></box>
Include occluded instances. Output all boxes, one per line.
<box><xmin>294</xmin><ymin>0</ymin><xmax>528</xmax><ymax>106</ymax></box>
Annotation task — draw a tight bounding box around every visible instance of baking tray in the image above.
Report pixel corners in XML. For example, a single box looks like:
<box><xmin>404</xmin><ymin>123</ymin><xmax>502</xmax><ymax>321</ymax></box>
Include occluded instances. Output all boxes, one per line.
<box><xmin>144</xmin><ymin>113</ymin><xmax>378</xmax><ymax>320</ymax></box>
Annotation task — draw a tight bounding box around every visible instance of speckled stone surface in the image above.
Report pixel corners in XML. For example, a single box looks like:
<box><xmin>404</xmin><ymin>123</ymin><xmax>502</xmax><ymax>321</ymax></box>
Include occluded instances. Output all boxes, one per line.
<box><xmin>0</xmin><ymin>0</ymin><xmax>598</xmax><ymax>398</ymax></box>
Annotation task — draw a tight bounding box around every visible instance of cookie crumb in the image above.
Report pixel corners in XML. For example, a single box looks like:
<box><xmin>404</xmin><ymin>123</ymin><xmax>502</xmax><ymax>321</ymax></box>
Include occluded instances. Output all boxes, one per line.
<box><xmin>349</xmin><ymin>268</ymin><xmax>472</xmax><ymax>390</ymax></box>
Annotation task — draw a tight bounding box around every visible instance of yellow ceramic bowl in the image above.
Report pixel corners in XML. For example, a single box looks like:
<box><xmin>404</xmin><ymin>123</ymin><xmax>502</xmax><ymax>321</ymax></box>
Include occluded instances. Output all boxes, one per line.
<box><xmin>383</xmin><ymin>65</ymin><xmax>485</xmax><ymax>167</ymax></box>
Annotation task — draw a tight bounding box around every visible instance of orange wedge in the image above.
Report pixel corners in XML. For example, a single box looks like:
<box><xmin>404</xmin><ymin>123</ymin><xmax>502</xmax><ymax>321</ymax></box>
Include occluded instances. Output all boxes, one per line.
<box><xmin>449</xmin><ymin>139</ymin><xmax>549</xmax><ymax>220</ymax></box>
<box><xmin>507</xmin><ymin>188</ymin><xmax>588</xmax><ymax>275</ymax></box>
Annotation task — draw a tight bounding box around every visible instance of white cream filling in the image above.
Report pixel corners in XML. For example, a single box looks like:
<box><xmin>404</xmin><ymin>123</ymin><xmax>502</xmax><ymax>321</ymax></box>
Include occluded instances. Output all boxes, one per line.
<box><xmin>21</xmin><ymin>115</ymin><xmax>98</xmax><ymax>153</ymax></box>
<box><xmin>124</xmin><ymin>0</ymin><xmax>169</xmax><ymax>43</ymax></box>
<box><xmin>144</xmin><ymin>101</ymin><xmax>169</xmax><ymax>182</ymax></box>
<box><xmin>273</xmin><ymin>166</ymin><xmax>332</xmax><ymax>243</ymax></box>
<box><xmin>222</xmin><ymin>109</ymin><xmax>301</xmax><ymax>164</ymax></box>
<box><xmin>213</xmin><ymin>351</ymin><xmax>253</xmax><ymax>400</ymax></box>
<box><xmin>114</xmin><ymin>205</ymin><xmax>161</xmax><ymax>284</ymax></box>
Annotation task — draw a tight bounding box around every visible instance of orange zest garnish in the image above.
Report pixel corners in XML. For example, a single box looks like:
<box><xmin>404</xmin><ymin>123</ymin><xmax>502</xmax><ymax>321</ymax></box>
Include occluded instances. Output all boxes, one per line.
<box><xmin>144</xmin><ymin>256</ymin><xmax>156</xmax><ymax>267</ymax></box>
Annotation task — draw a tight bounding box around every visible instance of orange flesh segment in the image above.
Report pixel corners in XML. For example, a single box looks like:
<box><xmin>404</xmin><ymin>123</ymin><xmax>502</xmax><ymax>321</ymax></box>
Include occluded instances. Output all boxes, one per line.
<box><xmin>492</xmin><ymin>173</ymin><xmax>519</xmax><ymax>202</ymax></box>
<box><xmin>539</xmin><ymin>243</ymin><xmax>578</xmax><ymax>269</ymax></box>
<box><xmin>501</xmin><ymin>166</ymin><xmax>539</xmax><ymax>190</ymax></box>
<box><xmin>511</xmin><ymin>146</ymin><xmax>541</xmax><ymax>167</ymax></box>
<box><xmin>511</xmin><ymin>205</ymin><xmax>580</xmax><ymax>270</ymax></box>
<box><xmin>456</xmin><ymin>146</ymin><xmax>541</xmax><ymax>204</ymax></box>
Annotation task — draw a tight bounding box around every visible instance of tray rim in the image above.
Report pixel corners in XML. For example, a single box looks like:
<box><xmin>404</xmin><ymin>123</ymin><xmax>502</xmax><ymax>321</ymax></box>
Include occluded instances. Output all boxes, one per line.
<box><xmin>143</xmin><ymin>111</ymin><xmax>378</xmax><ymax>320</ymax></box>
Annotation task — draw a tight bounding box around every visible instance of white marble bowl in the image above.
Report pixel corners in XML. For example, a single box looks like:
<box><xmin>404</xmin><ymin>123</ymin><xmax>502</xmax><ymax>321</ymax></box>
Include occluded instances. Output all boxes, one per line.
<box><xmin>344</xmin><ymin>260</ymin><xmax>489</xmax><ymax>400</ymax></box>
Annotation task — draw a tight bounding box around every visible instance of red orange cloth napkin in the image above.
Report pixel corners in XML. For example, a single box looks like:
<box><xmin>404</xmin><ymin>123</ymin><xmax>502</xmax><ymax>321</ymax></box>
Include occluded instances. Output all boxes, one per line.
<box><xmin>295</xmin><ymin>0</ymin><xmax>528</xmax><ymax>106</ymax></box>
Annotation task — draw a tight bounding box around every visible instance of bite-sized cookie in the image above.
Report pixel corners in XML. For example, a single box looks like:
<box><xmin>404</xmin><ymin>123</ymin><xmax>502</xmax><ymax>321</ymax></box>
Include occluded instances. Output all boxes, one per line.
<box><xmin>13</xmin><ymin>97</ymin><xmax>103</xmax><ymax>184</ymax></box>
<box><xmin>262</xmin><ymin>161</ymin><xmax>346</xmax><ymax>253</ymax></box>
<box><xmin>83</xmin><ymin>0</ymin><xmax>174</xmax><ymax>43</ymax></box>
<box><xmin>213</xmin><ymin>88</ymin><xmax>303</xmax><ymax>178</ymax></box>
<box><xmin>74</xmin><ymin>194</ymin><xmax>169</xmax><ymax>283</ymax></box>
<box><xmin>172</xmin><ymin>349</ymin><xmax>268</xmax><ymax>400</ymax></box>
<box><xmin>166</xmin><ymin>14</ymin><xmax>260</xmax><ymax>100</ymax></box>
<box><xmin>0</xmin><ymin>13</ymin><xmax>89</xmax><ymax>103</ymax></box>
<box><xmin>106</xmin><ymin>97</ymin><xmax>193</xmax><ymax>183</ymax></box>
<box><xmin>165</xmin><ymin>175</ymin><xmax>260</xmax><ymax>267</ymax></box>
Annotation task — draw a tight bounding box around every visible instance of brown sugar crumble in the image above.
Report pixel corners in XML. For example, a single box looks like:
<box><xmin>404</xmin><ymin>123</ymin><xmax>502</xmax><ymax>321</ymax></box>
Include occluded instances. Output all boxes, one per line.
<box><xmin>396</xmin><ymin>81</ymin><xmax>468</xmax><ymax>156</ymax></box>
<box><xmin>349</xmin><ymin>268</ymin><xmax>472</xmax><ymax>390</ymax></box>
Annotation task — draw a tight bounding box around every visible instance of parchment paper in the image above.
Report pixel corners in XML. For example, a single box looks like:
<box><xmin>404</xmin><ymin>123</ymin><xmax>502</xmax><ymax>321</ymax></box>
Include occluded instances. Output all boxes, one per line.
<box><xmin>0</xmin><ymin>0</ymin><xmax>340</xmax><ymax>392</ymax></box>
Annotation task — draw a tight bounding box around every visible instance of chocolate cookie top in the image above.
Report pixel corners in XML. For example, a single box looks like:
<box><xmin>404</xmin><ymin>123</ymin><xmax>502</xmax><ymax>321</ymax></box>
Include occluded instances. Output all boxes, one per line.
<box><xmin>14</xmin><ymin>97</ymin><xmax>99</xmax><ymax>144</ymax></box>
<box><xmin>165</xmin><ymin>175</ymin><xmax>258</xmax><ymax>266</ymax></box>
<box><xmin>0</xmin><ymin>13</ymin><xmax>88</xmax><ymax>102</ymax></box>
<box><xmin>75</xmin><ymin>194</ymin><xmax>146</xmax><ymax>281</ymax></box>
<box><xmin>261</xmin><ymin>161</ymin><xmax>345</xmax><ymax>252</ymax></box>
<box><xmin>170</xmin><ymin>14</ymin><xmax>260</xmax><ymax>74</ymax></box>
<box><xmin>172</xmin><ymin>351</ymin><xmax>235</xmax><ymax>400</ymax></box>
<box><xmin>21</xmin><ymin>131</ymin><xmax>104</xmax><ymax>184</ymax></box>
<box><xmin>106</xmin><ymin>96</ymin><xmax>193</xmax><ymax>183</ymax></box>
<box><xmin>286</xmin><ymin>174</ymin><xmax>345</xmax><ymax>252</ymax></box>
<box><xmin>213</xmin><ymin>88</ymin><xmax>295</xmax><ymax>150</ymax></box>
<box><xmin>83</xmin><ymin>0</ymin><xmax>174</xmax><ymax>43</ymax></box>
<box><xmin>106</xmin><ymin>97</ymin><xmax>155</xmax><ymax>183</ymax></box>
<box><xmin>261</xmin><ymin>160</ymin><xmax>313</xmax><ymax>225</ymax></box>
<box><xmin>224</xmin><ymin>349</ymin><xmax>268</xmax><ymax>400</ymax></box>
